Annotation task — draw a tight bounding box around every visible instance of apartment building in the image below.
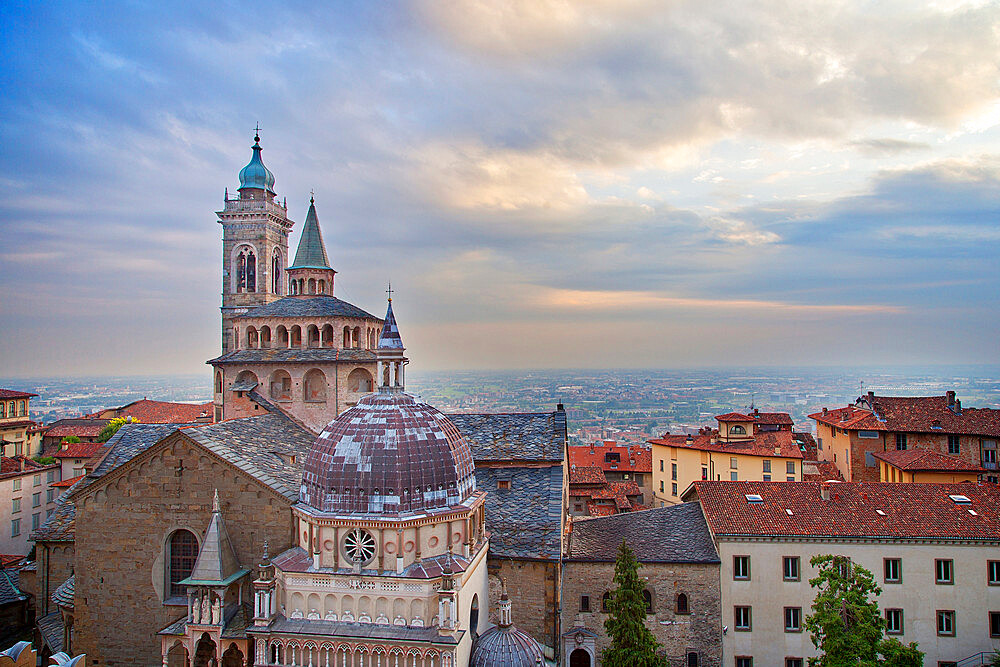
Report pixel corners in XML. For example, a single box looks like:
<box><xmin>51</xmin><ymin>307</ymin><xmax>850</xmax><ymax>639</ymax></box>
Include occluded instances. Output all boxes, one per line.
<box><xmin>810</xmin><ymin>391</ymin><xmax>999</xmax><ymax>484</ymax></box>
<box><xmin>649</xmin><ymin>412</ymin><xmax>803</xmax><ymax>506</ymax></box>
<box><xmin>0</xmin><ymin>457</ymin><xmax>61</xmax><ymax>556</ymax></box>
<box><xmin>0</xmin><ymin>389</ymin><xmax>41</xmax><ymax>459</ymax></box>
<box><xmin>685</xmin><ymin>481</ymin><xmax>1000</xmax><ymax>666</ymax></box>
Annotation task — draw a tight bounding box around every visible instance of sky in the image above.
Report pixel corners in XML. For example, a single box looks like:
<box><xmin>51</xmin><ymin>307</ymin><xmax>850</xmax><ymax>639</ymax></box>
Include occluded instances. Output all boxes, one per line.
<box><xmin>1</xmin><ymin>0</ymin><xmax>999</xmax><ymax>376</ymax></box>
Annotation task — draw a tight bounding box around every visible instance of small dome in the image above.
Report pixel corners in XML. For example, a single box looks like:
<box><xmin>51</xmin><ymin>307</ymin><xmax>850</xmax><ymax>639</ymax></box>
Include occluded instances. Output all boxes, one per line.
<box><xmin>471</xmin><ymin>625</ymin><xmax>544</xmax><ymax>667</ymax></box>
<box><xmin>300</xmin><ymin>390</ymin><xmax>476</xmax><ymax>515</ymax></box>
<box><xmin>52</xmin><ymin>575</ymin><xmax>74</xmax><ymax>610</ymax></box>
<box><xmin>238</xmin><ymin>134</ymin><xmax>276</xmax><ymax>193</ymax></box>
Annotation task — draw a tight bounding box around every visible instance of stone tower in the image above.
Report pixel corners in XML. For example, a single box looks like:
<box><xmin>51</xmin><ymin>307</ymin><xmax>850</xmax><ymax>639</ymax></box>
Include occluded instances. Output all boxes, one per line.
<box><xmin>217</xmin><ymin>131</ymin><xmax>295</xmax><ymax>353</ymax></box>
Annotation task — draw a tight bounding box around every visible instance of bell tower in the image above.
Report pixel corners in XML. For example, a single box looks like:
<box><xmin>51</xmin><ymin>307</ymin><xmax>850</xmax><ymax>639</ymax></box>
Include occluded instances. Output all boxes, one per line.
<box><xmin>217</xmin><ymin>130</ymin><xmax>295</xmax><ymax>353</ymax></box>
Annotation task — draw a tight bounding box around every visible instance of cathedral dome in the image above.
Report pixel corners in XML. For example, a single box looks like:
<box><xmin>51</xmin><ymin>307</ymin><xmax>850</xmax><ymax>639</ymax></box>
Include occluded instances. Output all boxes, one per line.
<box><xmin>470</xmin><ymin>625</ymin><xmax>544</xmax><ymax>667</ymax></box>
<box><xmin>238</xmin><ymin>133</ymin><xmax>276</xmax><ymax>193</ymax></box>
<box><xmin>299</xmin><ymin>389</ymin><xmax>476</xmax><ymax>515</ymax></box>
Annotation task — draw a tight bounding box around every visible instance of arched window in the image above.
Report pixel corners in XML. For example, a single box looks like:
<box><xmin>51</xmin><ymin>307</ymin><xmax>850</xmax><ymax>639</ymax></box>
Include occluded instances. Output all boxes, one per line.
<box><xmin>352</xmin><ymin>326</ymin><xmax>360</xmax><ymax>348</ymax></box>
<box><xmin>318</xmin><ymin>279</ymin><xmax>326</xmax><ymax>294</ymax></box>
<box><xmin>246</xmin><ymin>326</ymin><xmax>258</xmax><ymax>349</ymax></box>
<box><xmin>322</xmin><ymin>324</ymin><xmax>334</xmax><ymax>347</ymax></box>
<box><xmin>269</xmin><ymin>370</ymin><xmax>293</xmax><ymax>401</ymax></box>
<box><xmin>343</xmin><ymin>327</ymin><xmax>352</xmax><ymax>348</ymax></box>
<box><xmin>642</xmin><ymin>589</ymin><xmax>653</xmax><ymax>614</ymax></box>
<box><xmin>307</xmin><ymin>325</ymin><xmax>320</xmax><ymax>348</ymax></box>
<box><xmin>0</xmin><ymin>403</ymin><xmax>5</xmax><ymax>418</ymax></box>
<box><xmin>236</xmin><ymin>252</ymin><xmax>247</xmax><ymax>293</ymax></box>
<box><xmin>290</xmin><ymin>325</ymin><xmax>302</xmax><ymax>348</ymax></box>
<box><xmin>246</xmin><ymin>251</ymin><xmax>256</xmax><ymax>292</ymax></box>
<box><xmin>303</xmin><ymin>369</ymin><xmax>327</xmax><ymax>402</ymax></box>
<box><xmin>276</xmin><ymin>326</ymin><xmax>289</xmax><ymax>348</ymax></box>
<box><xmin>18</xmin><ymin>401</ymin><xmax>25</xmax><ymax>417</ymax></box>
<box><xmin>259</xmin><ymin>326</ymin><xmax>271</xmax><ymax>348</ymax></box>
<box><xmin>676</xmin><ymin>593</ymin><xmax>689</xmax><ymax>615</ymax></box>
<box><xmin>348</xmin><ymin>368</ymin><xmax>373</xmax><ymax>393</ymax></box>
<box><xmin>168</xmin><ymin>530</ymin><xmax>198</xmax><ymax>598</ymax></box>
<box><xmin>470</xmin><ymin>594</ymin><xmax>480</xmax><ymax>637</ymax></box>
<box><xmin>308</xmin><ymin>278</ymin><xmax>316</xmax><ymax>294</ymax></box>
<box><xmin>601</xmin><ymin>592</ymin><xmax>612</xmax><ymax>612</ymax></box>
<box><xmin>272</xmin><ymin>251</ymin><xmax>282</xmax><ymax>295</ymax></box>
<box><xmin>215</xmin><ymin>372</ymin><xmax>223</xmax><ymax>393</ymax></box>
<box><xmin>731</xmin><ymin>425</ymin><xmax>746</xmax><ymax>435</ymax></box>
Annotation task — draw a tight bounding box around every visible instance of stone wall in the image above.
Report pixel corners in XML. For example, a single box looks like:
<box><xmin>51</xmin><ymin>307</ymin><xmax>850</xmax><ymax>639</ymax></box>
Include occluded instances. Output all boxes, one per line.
<box><xmin>488</xmin><ymin>559</ymin><xmax>560</xmax><ymax>656</ymax></box>
<box><xmin>72</xmin><ymin>433</ymin><xmax>294</xmax><ymax>667</ymax></box>
<box><xmin>34</xmin><ymin>543</ymin><xmax>75</xmax><ymax>616</ymax></box>
<box><xmin>561</xmin><ymin>560</ymin><xmax>721</xmax><ymax>667</ymax></box>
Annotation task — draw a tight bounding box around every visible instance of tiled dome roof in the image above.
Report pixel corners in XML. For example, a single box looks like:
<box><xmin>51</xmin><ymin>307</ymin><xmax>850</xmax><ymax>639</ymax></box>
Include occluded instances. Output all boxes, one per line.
<box><xmin>300</xmin><ymin>390</ymin><xmax>476</xmax><ymax>515</ymax></box>
<box><xmin>52</xmin><ymin>575</ymin><xmax>74</xmax><ymax>609</ymax></box>
<box><xmin>471</xmin><ymin>624</ymin><xmax>544</xmax><ymax>667</ymax></box>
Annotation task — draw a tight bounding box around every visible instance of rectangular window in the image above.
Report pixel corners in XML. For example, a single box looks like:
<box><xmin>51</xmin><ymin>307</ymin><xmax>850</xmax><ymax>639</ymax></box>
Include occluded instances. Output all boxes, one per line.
<box><xmin>858</xmin><ymin>430</ymin><xmax>879</xmax><ymax>439</ymax></box>
<box><xmin>733</xmin><ymin>555</ymin><xmax>750</xmax><ymax>580</ymax></box>
<box><xmin>32</xmin><ymin>492</ymin><xmax>40</xmax><ymax>508</ymax></box>
<box><xmin>884</xmin><ymin>558</ymin><xmax>901</xmax><ymax>583</ymax></box>
<box><xmin>783</xmin><ymin>556</ymin><xmax>800</xmax><ymax>581</ymax></box>
<box><xmin>989</xmin><ymin>611</ymin><xmax>1000</xmax><ymax>638</ymax></box>
<box><xmin>786</xmin><ymin>461</ymin><xmax>796</xmax><ymax>475</ymax></box>
<box><xmin>497</xmin><ymin>480</ymin><xmax>510</xmax><ymax>490</ymax></box>
<box><xmin>736</xmin><ymin>658</ymin><xmax>752</xmax><ymax>667</ymax></box>
<box><xmin>936</xmin><ymin>610</ymin><xmax>955</xmax><ymax>636</ymax></box>
<box><xmin>936</xmin><ymin>559</ymin><xmax>954</xmax><ymax>584</ymax></box>
<box><xmin>730</xmin><ymin>471</ymin><xmax>738</xmax><ymax>481</ymax></box>
<box><xmin>11</xmin><ymin>498</ymin><xmax>20</xmax><ymax>513</ymax></box>
<box><xmin>671</xmin><ymin>463</ymin><xmax>678</xmax><ymax>481</ymax></box>
<box><xmin>580</xmin><ymin>595</ymin><xmax>590</xmax><ymax>612</ymax></box>
<box><xmin>734</xmin><ymin>606</ymin><xmax>751</xmax><ymax>631</ymax></box>
<box><xmin>46</xmin><ymin>470</ymin><xmax>55</xmax><ymax>482</ymax></box>
<box><xmin>671</xmin><ymin>483</ymin><xmax>678</xmax><ymax>495</ymax></box>
<box><xmin>895</xmin><ymin>434</ymin><xmax>907</xmax><ymax>450</ymax></box>
<box><xmin>784</xmin><ymin>606</ymin><xmax>802</xmax><ymax>632</ymax></box>
<box><xmin>10</xmin><ymin>519</ymin><xmax>19</xmax><ymax>537</ymax></box>
<box><xmin>730</xmin><ymin>457</ymin><xmax>738</xmax><ymax>469</ymax></box>
<box><xmin>660</xmin><ymin>480</ymin><xmax>665</xmax><ymax>492</ymax></box>
<box><xmin>31</xmin><ymin>513</ymin><xmax>40</xmax><ymax>530</ymax></box>
<box><xmin>660</xmin><ymin>460</ymin><xmax>664</xmax><ymax>472</ymax></box>
<box><xmin>785</xmin><ymin>660</ymin><xmax>803</xmax><ymax>667</ymax></box>
<box><xmin>817</xmin><ymin>438</ymin><xmax>823</xmax><ymax>450</ymax></box>
<box><xmin>33</xmin><ymin>474</ymin><xmax>40</xmax><ymax>486</ymax></box>
<box><xmin>46</xmin><ymin>488</ymin><xmax>55</xmax><ymax>503</ymax></box>
<box><xmin>885</xmin><ymin>609</ymin><xmax>903</xmax><ymax>634</ymax></box>
<box><xmin>762</xmin><ymin>474</ymin><xmax>771</xmax><ymax>482</ymax></box>
<box><xmin>948</xmin><ymin>435</ymin><xmax>960</xmax><ymax>454</ymax></box>
<box><xmin>762</xmin><ymin>460</ymin><xmax>771</xmax><ymax>473</ymax></box>
<box><xmin>989</xmin><ymin>560</ymin><xmax>1000</xmax><ymax>585</ymax></box>
<box><xmin>12</xmin><ymin>479</ymin><xmax>20</xmax><ymax>492</ymax></box>
<box><xmin>701</xmin><ymin>467</ymin><xmax>708</xmax><ymax>480</ymax></box>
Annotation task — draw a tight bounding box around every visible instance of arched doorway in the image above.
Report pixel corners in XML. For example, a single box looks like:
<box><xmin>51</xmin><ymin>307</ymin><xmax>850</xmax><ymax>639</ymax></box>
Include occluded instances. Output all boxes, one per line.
<box><xmin>222</xmin><ymin>643</ymin><xmax>244</xmax><ymax>667</ymax></box>
<box><xmin>570</xmin><ymin>648</ymin><xmax>591</xmax><ymax>667</ymax></box>
<box><xmin>193</xmin><ymin>633</ymin><xmax>217</xmax><ymax>667</ymax></box>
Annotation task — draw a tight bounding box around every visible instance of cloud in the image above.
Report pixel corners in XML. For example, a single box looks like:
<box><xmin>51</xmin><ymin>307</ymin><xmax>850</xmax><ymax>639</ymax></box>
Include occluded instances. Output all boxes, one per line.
<box><xmin>847</xmin><ymin>138</ymin><xmax>931</xmax><ymax>157</ymax></box>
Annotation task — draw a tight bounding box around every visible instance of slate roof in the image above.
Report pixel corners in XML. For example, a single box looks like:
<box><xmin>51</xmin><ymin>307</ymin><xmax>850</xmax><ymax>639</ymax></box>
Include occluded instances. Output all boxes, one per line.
<box><xmin>273</xmin><ymin>545</ymin><xmax>480</xmax><ymax>579</ymax></box>
<box><xmin>179</xmin><ymin>412</ymin><xmax>315</xmax><ymax>501</ymax></box>
<box><xmin>566</xmin><ymin>503</ymin><xmax>720</xmax><ymax>563</ymax></box>
<box><xmin>290</xmin><ymin>199</ymin><xmax>333</xmax><ymax>269</ymax></box>
<box><xmin>448</xmin><ymin>411</ymin><xmax>566</xmax><ymax>462</ymax></box>
<box><xmin>208</xmin><ymin>347</ymin><xmax>377</xmax><ymax>365</ymax></box>
<box><xmin>30</xmin><ymin>485</ymin><xmax>78</xmax><ymax>542</ymax></box>
<box><xmin>36</xmin><ymin>611</ymin><xmax>63</xmax><ymax>654</ymax></box>
<box><xmin>693</xmin><ymin>481</ymin><xmax>1000</xmax><ymax>539</ymax></box>
<box><xmin>872</xmin><ymin>448</ymin><xmax>984</xmax><ymax>472</ymax></box>
<box><xmin>87</xmin><ymin>423</ymin><xmax>186</xmax><ymax>481</ymax></box>
<box><xmin>649</xmin><ymin>429</ymin><xmax>803</xmax><ymax>459</ymax></box>
<box><xmin>52</xmin><ymin>575</ymin><xmax>73</xmax><ymax>609</ymax></box>
<box><xmin>0</xmin><ymin>389</ymin><xmax>36</xmax><ymax>399</ymax></box>
<box><xmin>234</xmin><ymin>295</ymin><xmax>378</xmax><ymax>321</ymax></box>
<box><xmin>377</xmin><ymin>299</ymin><xmax>404</xmax><ymax>350</ymax></box>
<box><xmin>0</xmin><ymin>568</ymin><xmax>26</xmax><ymax>605</ymax></box>
<box><xmin>476</xmin><ymin>466</ymin><xmax>563</xmax><ymax>560</ymax></box>
<box><xmin>810</xmin><ymin>394</ymin><xmax>1000</xmax><ymax>437</ymax></box>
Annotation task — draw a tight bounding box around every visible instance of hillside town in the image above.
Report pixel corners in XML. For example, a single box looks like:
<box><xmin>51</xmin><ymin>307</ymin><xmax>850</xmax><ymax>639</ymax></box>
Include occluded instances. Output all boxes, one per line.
<box><xmin>0</xmin><ymin>134</ymin><xmax>998</xmax><ymax>667</ymax></box>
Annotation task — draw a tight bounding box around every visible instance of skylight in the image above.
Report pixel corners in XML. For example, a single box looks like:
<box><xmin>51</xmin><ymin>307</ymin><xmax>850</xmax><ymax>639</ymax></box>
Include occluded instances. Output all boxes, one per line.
<box><xmin>745</xmin><ymin>494</ymin><xmax>763</xmax><ymax>503</ymax></box>
<box><xmin>968</xmin><ymin>509</ymin><xmax>978</xmax><ymax>516</ymax></box>
<box><xmin>875</xmin><ymin>509</ymin><xmax>886</xmax><ymax>516</ymax></box>
<box><xmin>785</xmin><ymin>509</ymin><xmax>793</xmax><ymax>516</ymax></box>
<box><xmin>949</xmin><ymin>494</ymin><xmax>971</xmax><ymax>505</ymax></box>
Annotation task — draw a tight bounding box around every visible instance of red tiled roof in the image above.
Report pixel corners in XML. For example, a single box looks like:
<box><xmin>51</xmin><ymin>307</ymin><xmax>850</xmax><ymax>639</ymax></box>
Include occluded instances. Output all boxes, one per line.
<box><xmin>53</xmin><ymin>442</ymin><xmax>105</xmax><ymax>459</ymax></box>
<box><xmin>43</xmin><ymin>420</ymin><xmax>109</xmax><ymax>438</ymax></box>
<box><xmin>0</xmin><ymin>456</ymin><xmax>49</xmax><ymax>476</ymax></box>
<box><xmin>0</xmin><ymin>555</ymin><xmax>26</xmax><ymax>568</ymax></box>
<box><xmin>569</xmin><ymin>466</ymin><xmax>607</xmax><ymax>485</ymax></box>
<box><xmin>649</xmin><ymin>429</ymin><xmax>803</xmax><ymax>459</ymax></box>
<box><xmin>0</xmin><ymin>420</ymin><xmax>36</xmax><ymax>430</ymax></box>
<box><xmin>585</xmin><ymin>504</ymin><xmax>616</xmax><ymax>517</ymax></box>
<box><xmin>872</xmin><ymin>448</ymin><xmax>984</xmax><ymax>473</ymax></box>
<box><xmin>0</xmin><ymin>389</ymin><xmax>37</xmax><ymax>399</ymax></box>
<box><xmin>90</xmin><ymin>399</ymin><xmax>212</xmax><ymax>424</ymax></box>
<box><xmin>567</xmin><ymin>443</ymin><xmax>652</xmax><ymax>473</ymax></box>
<box><xmin>752</xmin><ymin>412</ymin><xmax>794</xmax><ymax>425</ymax></box>
<box><xmin>693</xmin><ymin>481</ymin><xmax>1000</xmax><ymax>539</ymax></box>
<box><xmin>715</xmin><ymin>412</ymin><xmax>754</xmax><ymax>421</ymax></box>
<box><xmin>572</xmin><ymin>481</ymin><xmax>643</xmax><ymax>511</ymax></box>
<box><xmin>802</xmin><ymin>460</ymin><xmax>844</xmax><ymax>482</ymax></box>
<box><xmin>51</xmin><ymin>474</ymin><xmax>84</xmax><ymax>488</ymax></box>
<box><xmin>809</xmin><ymin>395</ymin><xmax>1000</xmax><ymax>437</ymax></box>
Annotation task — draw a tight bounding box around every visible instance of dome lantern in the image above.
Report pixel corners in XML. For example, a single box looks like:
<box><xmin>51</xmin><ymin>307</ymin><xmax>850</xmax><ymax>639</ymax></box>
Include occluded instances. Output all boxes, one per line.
<box><xmin>237</xmin><ymin>130</ymin><xmax>276</xmax><ymax>195</ymax></box>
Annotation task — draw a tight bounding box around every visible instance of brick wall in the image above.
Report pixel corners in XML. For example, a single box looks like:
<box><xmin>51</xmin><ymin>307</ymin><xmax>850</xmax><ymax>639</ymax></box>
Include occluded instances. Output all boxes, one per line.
<box><xmin>488</xmin><ymin>559</ymin><xmax>560</xmax><ymax>655</ymax></box>
<box><xmin>72</xmin><ymin>433</ymin><xmax>294</xmax><ymax>667</ymax></box>
<box><xmin>561</xmin><ymin>561</ymin><xmax>721</xmax><ymax>667</ymax></box>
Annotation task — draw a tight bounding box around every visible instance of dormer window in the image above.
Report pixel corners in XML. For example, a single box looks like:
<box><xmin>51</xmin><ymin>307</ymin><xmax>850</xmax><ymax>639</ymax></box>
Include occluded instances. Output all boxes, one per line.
<box><xmin>605</xmin><ymin>452</ymin><xmax>620</xmax><ymax>462</ymax></box>
<box><xmin>730</xmin><ymin>425</ymin><xmax>746</xmax><ymax>435</ymax></box>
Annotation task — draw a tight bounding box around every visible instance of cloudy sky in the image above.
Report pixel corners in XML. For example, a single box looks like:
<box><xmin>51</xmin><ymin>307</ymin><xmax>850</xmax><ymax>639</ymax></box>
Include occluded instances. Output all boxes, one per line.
<box><xmin>2</xmin><ymin>0</ymin><xmax>999</xmax><ymax>376</ymax></box>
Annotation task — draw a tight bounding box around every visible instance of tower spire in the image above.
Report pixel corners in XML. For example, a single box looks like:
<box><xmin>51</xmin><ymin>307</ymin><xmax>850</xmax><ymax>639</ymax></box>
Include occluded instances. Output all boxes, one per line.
<box><xmin>376</xmin><ymin>286</ymin><xmax>407</xmax><ymax>392</ymax></box>
<box><xmin>286</xmin><ymin>195</ymin><xmax>337</xmax><ymax>297</ymax></box>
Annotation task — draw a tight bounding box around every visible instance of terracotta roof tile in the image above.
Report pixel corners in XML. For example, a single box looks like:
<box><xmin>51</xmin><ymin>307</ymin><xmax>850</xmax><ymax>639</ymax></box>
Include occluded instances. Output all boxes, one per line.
<box><xmin>51</xmin><ymin>475</ymin><xmax>84</xmax><ymax>488</ymax></box>
<box><xmin>871</xmin><ymin>448</ymin><xmax>985</xmax><ymax>472</ymax></box>
<box><xmin>567</xmin><ymin>443</ymin><xmax>652</xmax><ymax>473</ymax></box>
<box><xmin>52</xmin><ymin>442</ymin><xmax>105</xmax><ymax>459</ymax></box>
<box><xmin>694</xmin><ymin>481</ymin><xmax>1000</xmax><ymax>539</ymax></box>
<box><xmin>0</xmin><ymin>389</ymin><xmax>37</xmax><ymax>399</ymax></box>
<box><xmin>715</xmin><ymin>412</ymin><xmax>754</xmax><ymax>421</ymax></box>
<box><xmin>752</xmin><ymin>412</ymin><xmax>794</xmax><ymax>425</ymax></box>
<box><xmin>649</xmin><ymin>430</ymin><xmax>803</xmax><ymax>459</ymax></box>
<box><xmin>810</xmin><ymin>394</ymin><xmax>1000</xmax><ymax>437</ymax></box>
<box><xmin>91</xmin><ymin>399</ymin><xmax>212</xmax><ymax>423</ymax></box>
<box><xmin>568</xmin><ymin>466</ymin><xmax>606</xmax><ymax>485</ymax></box>
<box><xmin>42</xmin><ymin>419</ymin><xmax>110</xmax><ymax>438</ymax></box>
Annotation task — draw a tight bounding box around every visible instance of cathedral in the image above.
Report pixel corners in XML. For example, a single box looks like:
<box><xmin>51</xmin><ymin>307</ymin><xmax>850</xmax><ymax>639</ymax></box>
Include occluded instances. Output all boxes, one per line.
<box><xmin>30</xmin><ymin>134</ymin><xmax>564</xmax><ymax>667</ymax></box>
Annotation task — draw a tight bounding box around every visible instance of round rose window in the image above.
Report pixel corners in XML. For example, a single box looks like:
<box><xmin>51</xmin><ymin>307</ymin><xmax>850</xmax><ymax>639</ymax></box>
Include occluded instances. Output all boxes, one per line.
<box><xmin>343</xmin><ymin>528</ymin><xmax>376</xmax><ymax>564</ymax></box>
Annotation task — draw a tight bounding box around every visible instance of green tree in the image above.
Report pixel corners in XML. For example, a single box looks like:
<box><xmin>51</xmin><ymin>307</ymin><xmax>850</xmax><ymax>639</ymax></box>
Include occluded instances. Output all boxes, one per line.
<box><xmin>601</xmin><ymin>540</ymin><xmax>667</xmax><ymax>667</ymax></box>
<box><xmin>97</xmin><ymin>416</ymin><xmax>139</xmax><ymax>443</ymax></box>
<box><xmin>805</xmin><ymin>554</ymin><xmax>923</xmax><ymax>667</ymax></box>
<box><xmin>62</xmin><ymin>436</ymin><xmax>81</xmax><ymax>444</ymax></box>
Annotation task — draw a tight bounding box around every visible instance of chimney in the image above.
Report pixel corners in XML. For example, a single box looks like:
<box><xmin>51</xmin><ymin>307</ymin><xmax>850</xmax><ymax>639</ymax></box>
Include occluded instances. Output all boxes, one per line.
<box><xmin>955</xmin><ymin>398</ymin><xmax>961</xmax><ymax>414</ymax></box>
<box><xmin>821</xmin><ymin>483</ymin><xmax>831</xmax><ymax>501</ymax></box>
<box><xmin>822</xmin><ymin>407</ymin><xmax>828</xmax><ymax>415</ymax></box>
<box><xmin>557</xmin><ymin>403</ymin><xmax>565</xmax><ymax>412</ymax></box>
<box><xmin>686</xmin><ymin>434</ymin><xmax>694</xmax><ymax>444</ymax></box>
<box><xmin>946</xmin><ymin>391</ymin><xmax>955</xmax><ymax>406</ymax></box>
<box><xmin>868</xmin><ymin>391</ymin><xmax>874</xmax><ymax>401</ymax></box>
<box><xmin>754</xmin><ymin>408</ymin><xmax>759</xmax><ymax>416</ymax></box>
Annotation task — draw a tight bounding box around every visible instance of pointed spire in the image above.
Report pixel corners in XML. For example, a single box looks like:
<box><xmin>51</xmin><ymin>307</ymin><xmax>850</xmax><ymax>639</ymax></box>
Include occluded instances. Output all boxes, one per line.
<box><xmin>186</xmin><ymin>490</ymin><xmax>243</xmax><ymax>584</ymax></box>
<box><xmin>498</xmin><ymin>578</ymin><xmax>512</xmax><ymax>627</ymax></box>
<box><xmin>377</xmin><ymin>290</ymin><xmax>404</xmax><ymax>350</ymax></box>
<box><xmin>289</xmin><ymin>196</ymin><xmax>332</xmax><ymax>269</ymax></box>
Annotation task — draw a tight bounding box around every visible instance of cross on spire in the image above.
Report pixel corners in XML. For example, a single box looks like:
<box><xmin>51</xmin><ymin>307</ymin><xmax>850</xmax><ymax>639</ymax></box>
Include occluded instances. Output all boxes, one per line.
<box><xmin>310</xmin><ymin>188</ymin><xmax>315</xmax><ymax>204</ymax></box>
<box><xmin>253</xmin><ymin>123</ymin><xmax>262</xmax><ymax>143</ymax></box>
<box><xmin>386</xmin><ymin>282</ymin><xmax>393</xmax><ymax>302</ymax></box>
